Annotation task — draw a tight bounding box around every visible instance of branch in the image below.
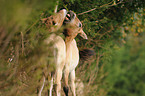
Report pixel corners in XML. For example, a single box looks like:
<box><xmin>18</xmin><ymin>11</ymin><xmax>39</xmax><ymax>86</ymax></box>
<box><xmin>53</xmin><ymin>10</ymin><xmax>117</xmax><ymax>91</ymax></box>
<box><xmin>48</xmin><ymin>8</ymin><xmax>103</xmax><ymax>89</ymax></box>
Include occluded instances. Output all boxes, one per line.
<box><xmin>25</xmin><ymin>20</ymin><xmax>39</xmax><ymax>33</ymax></box>
<box><xmin>21</xmin><ymin>32</ymin><xmax>24</xmax><ymax>54</ymax></box>
<box><xmin>87</xmin><ymin>51</ymin><xmax>103</xmax><ymax>85</ymax></box>
<box><xmin>78</xmin><ymin>1</ymin><xmax>123</xmax><ymax>15</ymax></box>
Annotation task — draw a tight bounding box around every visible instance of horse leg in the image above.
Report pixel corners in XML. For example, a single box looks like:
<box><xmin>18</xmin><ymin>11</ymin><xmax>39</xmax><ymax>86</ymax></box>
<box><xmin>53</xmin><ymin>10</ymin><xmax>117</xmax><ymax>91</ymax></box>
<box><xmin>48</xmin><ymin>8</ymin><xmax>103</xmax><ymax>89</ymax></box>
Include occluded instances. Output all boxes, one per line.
<box><xmin>70</xmin><ymin>70</ymin><xmax>76</xmax><ymax>96</ymax></box>
<box><xmin>38</xmin><ymin>76</ymin><xmax>45</xmax><ymax>96</ymax></box>
<box><xmin>55</xmin><ymin>68</ymin><xmax>63</xmax><ymax>96</ymax></box>
<box><xmin>49</xmin><ymin>75</ymin><xmax>54</xmax><ymax>96</ymax></box>
<box><xmin>63</xmin><ymin>66</ymin><xmax>69</xmax><ymax>96</ymax></box>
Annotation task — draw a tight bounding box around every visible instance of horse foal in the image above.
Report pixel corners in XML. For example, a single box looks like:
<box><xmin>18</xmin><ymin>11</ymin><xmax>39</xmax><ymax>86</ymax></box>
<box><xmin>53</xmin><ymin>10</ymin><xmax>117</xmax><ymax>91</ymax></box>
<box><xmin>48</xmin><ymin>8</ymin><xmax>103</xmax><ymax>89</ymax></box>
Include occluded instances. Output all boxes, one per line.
<box><xmin>39</xmin><ymin>9</ymin><xmax>67</xmax><ymax>96</ymax></box>
<box><xmin>63</xmin><ymin>11</ymin><xmax>88</xmax><ymax>96</ymax></box>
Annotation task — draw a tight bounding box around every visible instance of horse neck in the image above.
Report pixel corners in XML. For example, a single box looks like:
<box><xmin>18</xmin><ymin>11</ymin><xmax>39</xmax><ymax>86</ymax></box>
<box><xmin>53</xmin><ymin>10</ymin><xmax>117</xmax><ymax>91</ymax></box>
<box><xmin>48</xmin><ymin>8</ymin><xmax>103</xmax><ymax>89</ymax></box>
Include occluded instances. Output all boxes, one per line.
<box><xmin>65</xmin><ymin>36</ymin><xmax>76</xmax><ymax>62</ymax></box>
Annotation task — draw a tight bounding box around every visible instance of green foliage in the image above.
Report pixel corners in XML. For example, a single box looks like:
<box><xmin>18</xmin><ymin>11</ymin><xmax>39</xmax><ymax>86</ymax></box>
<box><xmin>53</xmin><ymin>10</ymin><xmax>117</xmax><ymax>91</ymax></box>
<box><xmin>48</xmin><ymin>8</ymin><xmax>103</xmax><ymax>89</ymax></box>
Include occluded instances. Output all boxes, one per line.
<box><xmin>104</xmin><ymin>11</ymin><xmax>145</xmax><ymax>96</ymax></box>
<box><xmin>106</xmin><ymin>33</ymin><xmax>145</xmax><ymax>96</ymax></box>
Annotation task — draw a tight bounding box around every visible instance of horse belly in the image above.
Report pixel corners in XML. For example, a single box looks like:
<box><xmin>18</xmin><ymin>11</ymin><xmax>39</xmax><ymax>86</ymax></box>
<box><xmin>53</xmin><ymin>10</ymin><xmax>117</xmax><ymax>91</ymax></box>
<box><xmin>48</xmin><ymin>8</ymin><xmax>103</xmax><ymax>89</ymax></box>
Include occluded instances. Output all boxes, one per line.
<box><xmin>69</xmin><ymin>57</ymin><xmax>79</xmax><ymax>72</ymax></box>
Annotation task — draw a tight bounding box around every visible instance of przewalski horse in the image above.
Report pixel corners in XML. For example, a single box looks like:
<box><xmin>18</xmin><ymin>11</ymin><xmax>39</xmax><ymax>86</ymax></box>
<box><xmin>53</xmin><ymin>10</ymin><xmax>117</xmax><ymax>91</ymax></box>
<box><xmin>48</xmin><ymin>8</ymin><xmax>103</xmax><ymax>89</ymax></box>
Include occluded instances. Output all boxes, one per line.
<box><xmin>38</xmin><ymin>9</ymin><xmax>67</xmax><ymax>96</ymax></box>
<box><xmin>63</xmin><ymin>11</ymin><xmax>88</xmax><ymax>96</ymax></box>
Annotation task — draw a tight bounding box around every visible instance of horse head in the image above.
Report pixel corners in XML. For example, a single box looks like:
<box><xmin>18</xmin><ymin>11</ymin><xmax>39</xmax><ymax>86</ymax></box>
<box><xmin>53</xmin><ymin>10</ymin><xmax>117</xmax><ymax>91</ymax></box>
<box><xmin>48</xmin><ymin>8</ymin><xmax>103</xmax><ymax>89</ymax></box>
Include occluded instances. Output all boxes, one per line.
<box><xmin>63</xmin><ymin>11</ymin><xmax>88</xmax><ymax>41</ymax></box>
<box><xmin>42</xmin><ymin>9</ymin><xmax>67</xmax><ymax>32</ymax></box>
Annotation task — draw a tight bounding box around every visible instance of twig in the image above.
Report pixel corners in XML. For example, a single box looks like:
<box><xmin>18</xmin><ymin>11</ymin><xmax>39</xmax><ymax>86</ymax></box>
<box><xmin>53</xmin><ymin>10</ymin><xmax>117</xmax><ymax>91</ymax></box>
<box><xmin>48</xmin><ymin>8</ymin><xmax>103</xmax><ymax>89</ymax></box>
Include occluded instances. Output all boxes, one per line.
<box><xmin>21</xmin><ymin>32</ymin><xmax>24</xmax><ymax>54</ymax></box>
<box><xmin>87</xmin><ymin>51</ymin><xmax>103</xmax><ymax>85</ymax></box>
<box><xmin>78</xmin><ymin>1</ymin><xmax>123</xmax><ymax>15</ymax></box>
<box><xmin>78</xmin><ymin>7</ymin><xmax>98</xmax><ymax>16</ymax></box>
<box><xmin>25</xmin><ymin>20</ymin><xmax>39</xmax><ymax>33</ymax></box>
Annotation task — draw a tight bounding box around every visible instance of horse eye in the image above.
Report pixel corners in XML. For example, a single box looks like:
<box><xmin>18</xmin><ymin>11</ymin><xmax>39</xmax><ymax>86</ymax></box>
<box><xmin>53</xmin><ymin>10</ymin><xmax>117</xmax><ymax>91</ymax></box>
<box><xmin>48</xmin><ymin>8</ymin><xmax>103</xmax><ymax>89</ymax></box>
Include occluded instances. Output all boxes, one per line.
<box><xmin>79</xmin><ymin>23</ymin><xmax>82</xmax><ymax>27</ymax></box>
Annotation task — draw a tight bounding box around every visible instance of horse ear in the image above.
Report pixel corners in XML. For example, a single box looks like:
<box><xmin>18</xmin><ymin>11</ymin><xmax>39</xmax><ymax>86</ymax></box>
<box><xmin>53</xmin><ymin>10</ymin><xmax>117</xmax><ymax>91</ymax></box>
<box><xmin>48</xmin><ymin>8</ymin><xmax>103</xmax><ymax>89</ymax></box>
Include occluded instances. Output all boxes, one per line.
<box><xmin>69</xmin><ymin>11</ymin><xmax>76</xmax><ymax>22</ymax></box>
<box><xmin>64</xmin><ymin>11</ymin><xmax>76</xmax><ymax>24</ymax></box>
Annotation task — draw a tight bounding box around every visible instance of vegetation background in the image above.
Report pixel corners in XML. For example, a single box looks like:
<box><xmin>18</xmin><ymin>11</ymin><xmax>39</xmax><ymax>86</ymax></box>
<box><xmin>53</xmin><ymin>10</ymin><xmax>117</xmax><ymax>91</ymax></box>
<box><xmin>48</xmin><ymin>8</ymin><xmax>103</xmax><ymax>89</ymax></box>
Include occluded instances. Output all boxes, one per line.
<box><xmin>0</xmin><ymin>0</ymin><xmax>144</xmax><ymax>96</ymax></box>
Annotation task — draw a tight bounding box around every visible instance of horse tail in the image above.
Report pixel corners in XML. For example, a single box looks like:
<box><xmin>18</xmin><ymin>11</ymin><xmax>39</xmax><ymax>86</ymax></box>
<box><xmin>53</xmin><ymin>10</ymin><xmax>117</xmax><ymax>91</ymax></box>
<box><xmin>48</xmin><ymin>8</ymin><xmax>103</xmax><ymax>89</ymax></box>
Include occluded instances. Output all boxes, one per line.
<box><xmin>79</xmin><ymin>49</ymin><xmax>95</xmax><ymax>61</ymax></box>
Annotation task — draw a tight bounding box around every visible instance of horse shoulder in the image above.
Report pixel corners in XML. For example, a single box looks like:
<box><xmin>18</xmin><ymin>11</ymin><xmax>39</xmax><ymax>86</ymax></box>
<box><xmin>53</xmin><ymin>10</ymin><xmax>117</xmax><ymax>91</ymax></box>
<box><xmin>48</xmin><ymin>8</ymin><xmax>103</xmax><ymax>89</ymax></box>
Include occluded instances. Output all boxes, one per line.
<box><xmin>54</xmin><ymin>35</ymin><xmax>66</xmax><ymax>67</ymax></box>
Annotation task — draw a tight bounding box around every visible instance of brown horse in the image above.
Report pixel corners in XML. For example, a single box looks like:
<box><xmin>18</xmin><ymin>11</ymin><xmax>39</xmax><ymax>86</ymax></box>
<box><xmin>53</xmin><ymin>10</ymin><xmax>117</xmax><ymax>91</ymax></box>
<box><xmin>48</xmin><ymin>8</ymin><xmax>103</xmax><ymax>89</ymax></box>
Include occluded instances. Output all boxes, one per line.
<box><xmin>63</xmin><ymin>11</ymin><xmax>88</xmax><ymax>96</ymax></box>
<box><xmin>38</xmin><ymin>9</ymin><xmax>67</xmax><ymax>96</ymax></box>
